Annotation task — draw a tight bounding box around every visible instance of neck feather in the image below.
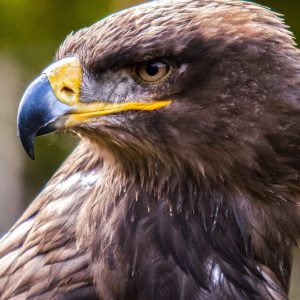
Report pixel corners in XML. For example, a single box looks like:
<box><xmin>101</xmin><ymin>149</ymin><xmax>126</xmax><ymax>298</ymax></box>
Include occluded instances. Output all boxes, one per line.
<box><xmin>53</xmin><ymin>138</ymin><xmax>298</xmax><ymax>299</ymax></box>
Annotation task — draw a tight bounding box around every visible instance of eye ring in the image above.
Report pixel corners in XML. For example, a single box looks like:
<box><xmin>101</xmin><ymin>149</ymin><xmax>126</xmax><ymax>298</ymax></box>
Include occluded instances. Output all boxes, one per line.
<box><xmin>135</xmin><ymin>61</ymin><xmax>170</xmax><ymax>83</ymax></box>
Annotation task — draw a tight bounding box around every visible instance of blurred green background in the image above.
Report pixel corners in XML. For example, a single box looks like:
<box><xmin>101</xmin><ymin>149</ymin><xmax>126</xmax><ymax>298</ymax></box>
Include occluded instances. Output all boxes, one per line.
<box><xmin>0</xmin><ymin>0</ymin><xmax>299</xmax><ymax>298</ymax></box>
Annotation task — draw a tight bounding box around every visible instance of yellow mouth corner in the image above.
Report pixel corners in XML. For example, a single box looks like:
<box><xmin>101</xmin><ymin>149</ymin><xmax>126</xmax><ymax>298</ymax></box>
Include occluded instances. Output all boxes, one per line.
<box><xmin>43</xmin><ymin>57</ymin><xmax>172</xmax><ymax>127</ymax></box>
<box><xmin>65</xmin><ymin>100</ymin><xmax>172</xmax><ymax>127</ymax></box>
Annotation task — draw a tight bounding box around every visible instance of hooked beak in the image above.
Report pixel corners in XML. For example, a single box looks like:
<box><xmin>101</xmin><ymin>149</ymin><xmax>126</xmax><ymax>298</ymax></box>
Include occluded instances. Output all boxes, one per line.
<box><xmin>17</xmin><ymin>57</ymin><xmax>171</xmax><ymax>159</ymax></box>
<box><xmin>17</xmin><ymin>74</ymin><xmax>73</xmax><ymax>159</ymax></box>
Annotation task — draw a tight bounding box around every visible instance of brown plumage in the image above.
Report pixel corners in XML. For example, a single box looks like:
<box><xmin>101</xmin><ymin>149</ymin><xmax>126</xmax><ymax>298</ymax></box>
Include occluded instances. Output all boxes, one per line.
<box><xmin>1</xmin><ymin>0</ymin><xmax>300</xmax><ymax>299</ymax></box>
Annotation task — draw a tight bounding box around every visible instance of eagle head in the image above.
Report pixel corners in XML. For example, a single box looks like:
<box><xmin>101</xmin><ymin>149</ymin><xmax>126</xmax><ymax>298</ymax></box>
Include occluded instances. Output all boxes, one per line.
<box><xmin>18</xmin><ymin>1</ymin><xmax>299</xmax><ymax>187</ymax></box>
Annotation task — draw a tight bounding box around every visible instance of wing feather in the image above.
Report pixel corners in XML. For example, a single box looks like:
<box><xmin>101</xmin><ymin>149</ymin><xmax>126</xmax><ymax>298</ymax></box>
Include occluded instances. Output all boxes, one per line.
<box><xmin>0</xmin><ymin>167</ymin><xmax>96</xmax><ymax>300</ymax></box>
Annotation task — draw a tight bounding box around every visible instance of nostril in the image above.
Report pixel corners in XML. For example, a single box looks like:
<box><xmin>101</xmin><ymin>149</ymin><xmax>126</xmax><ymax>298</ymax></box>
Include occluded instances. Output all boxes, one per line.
<box><xmin>56</xmin><ymin>84</ymin><xmax>79</xmax><ymax>103</ymax></box>
<box><xmin>60</xmin><ymin>86</ymin><xmax>75</xmax><ymax>95</ymax></box>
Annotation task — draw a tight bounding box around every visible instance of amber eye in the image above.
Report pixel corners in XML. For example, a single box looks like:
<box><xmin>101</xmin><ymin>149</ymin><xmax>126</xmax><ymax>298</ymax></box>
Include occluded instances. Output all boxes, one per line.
<box><xmin>135</xmin><ymin>61</ymin><xmax>170</xmax><ymax>82</ymax></box>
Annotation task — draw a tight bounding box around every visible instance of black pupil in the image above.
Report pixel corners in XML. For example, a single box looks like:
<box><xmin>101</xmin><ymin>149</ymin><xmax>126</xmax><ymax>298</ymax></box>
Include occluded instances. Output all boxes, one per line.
<box><xmin>146</xmin><ymin>63</ymin><xmax>161</xmax><ymax>76</ymax></box>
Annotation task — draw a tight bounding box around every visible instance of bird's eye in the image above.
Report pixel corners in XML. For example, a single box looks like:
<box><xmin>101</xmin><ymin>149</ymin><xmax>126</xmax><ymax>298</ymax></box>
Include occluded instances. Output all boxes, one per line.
<box><xmin>135</xmin><ymin>61</ymin><xmax>170</xmax><ymax>83</ymax></box>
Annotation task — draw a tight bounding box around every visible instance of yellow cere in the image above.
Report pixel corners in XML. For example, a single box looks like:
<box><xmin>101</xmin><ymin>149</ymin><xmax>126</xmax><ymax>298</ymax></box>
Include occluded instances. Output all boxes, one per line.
<box><xmin>43</xmin><ymin>56</ymin><xmax>172</xmax><ymax>127</ymax></box>
<box><xmin>44</xmin><ymin>57</ymin><xmax>82</xmax><ymax>106</ymax></box>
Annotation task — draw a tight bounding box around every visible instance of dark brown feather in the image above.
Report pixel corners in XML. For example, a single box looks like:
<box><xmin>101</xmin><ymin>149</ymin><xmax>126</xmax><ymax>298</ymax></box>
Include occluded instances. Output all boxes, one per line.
<box><xmin>1</xmin><ymin>0</ymin><xmax>300</xmax><ymax>299</ymax></box>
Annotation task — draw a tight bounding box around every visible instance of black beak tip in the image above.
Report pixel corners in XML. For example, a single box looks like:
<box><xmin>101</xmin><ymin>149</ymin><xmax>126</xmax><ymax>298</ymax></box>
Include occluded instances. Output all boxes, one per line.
<box><xmin>23</xmin><ymin>142</ymin><xmax>35</xmax><ymax>160</ymax></box>
<box><xmin>17</xmin><ymin>128</ymin><xmax>35</xmax><ymax>160</ymax></box>
<box><xmin>28</xmin><ymin>150</ymin><xmax>36</xmax><ymax>161</ymax></box>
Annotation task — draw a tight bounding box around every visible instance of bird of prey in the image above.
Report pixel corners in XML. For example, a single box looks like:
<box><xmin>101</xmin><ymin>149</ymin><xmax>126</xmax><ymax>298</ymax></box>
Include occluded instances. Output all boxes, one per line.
<box><xmin>0</xmin><ymin>0</ymin><xmax>299</xmax><ymax>299</ymax></box>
